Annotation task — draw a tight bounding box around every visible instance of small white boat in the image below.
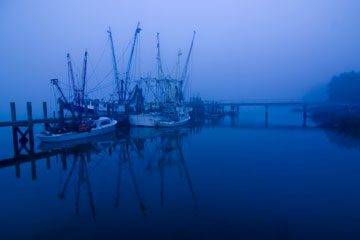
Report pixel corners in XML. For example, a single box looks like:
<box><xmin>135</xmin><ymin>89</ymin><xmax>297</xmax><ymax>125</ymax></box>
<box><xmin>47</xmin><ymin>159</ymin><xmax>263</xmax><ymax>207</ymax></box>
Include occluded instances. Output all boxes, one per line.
<box><xmin>38</xmin><ymin>132</ymin><xmax>118</xmax><ymax>150</ymax></box>
<box><xmin>37</xmin><ymin>117</ymin><xmax>117</xmax><ymax>143</ymax></box>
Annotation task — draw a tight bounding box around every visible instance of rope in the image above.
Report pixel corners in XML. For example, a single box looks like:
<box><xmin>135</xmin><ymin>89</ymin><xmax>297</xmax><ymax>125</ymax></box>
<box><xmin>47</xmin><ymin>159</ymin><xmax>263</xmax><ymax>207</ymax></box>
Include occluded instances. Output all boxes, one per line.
<box><xmin>88</xmin><ymin>56</ymin><xmax>105</xmax><ymax>98</ymax></box>
<box><xmin>87</xmin><ymin>38</ymin><xmax>110</xmax><ymax>82</ymax></box>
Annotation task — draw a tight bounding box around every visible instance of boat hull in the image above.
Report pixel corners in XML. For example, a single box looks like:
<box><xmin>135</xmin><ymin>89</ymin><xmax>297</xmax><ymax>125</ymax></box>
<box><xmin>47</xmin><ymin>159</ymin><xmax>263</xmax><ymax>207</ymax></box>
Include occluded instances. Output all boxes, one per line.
<box><xmin>37</xmin><ymin>120</ymin><xmax>117</xmax><ymax>143</ymax></box>
<box><xmin>128</xmin><ymin>113</ymin><xmax>163</xmax><ymax>127</ymax></box>
<box><xmin>129</xmin><ymin>113</ymin><xmax>190</xmax><ymax>127</ymax></box>
<box><xmin>157</xmin><ymin>116</ymin><xmax>191</xmax><ymax>127</ymax></box>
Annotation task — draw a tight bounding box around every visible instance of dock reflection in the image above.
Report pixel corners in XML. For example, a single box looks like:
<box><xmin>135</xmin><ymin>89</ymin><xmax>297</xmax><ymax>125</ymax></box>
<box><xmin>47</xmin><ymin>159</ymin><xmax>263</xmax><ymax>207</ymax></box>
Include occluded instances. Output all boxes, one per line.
<box><xmin>24</xmin><ymin>126</ymin><xmax>197</xmax><ymax>218</ymax></box>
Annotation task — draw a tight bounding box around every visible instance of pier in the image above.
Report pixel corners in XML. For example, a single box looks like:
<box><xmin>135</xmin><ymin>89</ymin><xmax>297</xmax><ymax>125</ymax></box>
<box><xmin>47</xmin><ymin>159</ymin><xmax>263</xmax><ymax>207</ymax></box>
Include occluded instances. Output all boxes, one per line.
<box><xmin>200</xmin><ymin>100</ymin><xmax>311</xmax><ymax>127</ymax></box>
<box><xmin>0</xmin><ymin>99</ymin><xmax>357</xmax><ymax>170</ymax></box>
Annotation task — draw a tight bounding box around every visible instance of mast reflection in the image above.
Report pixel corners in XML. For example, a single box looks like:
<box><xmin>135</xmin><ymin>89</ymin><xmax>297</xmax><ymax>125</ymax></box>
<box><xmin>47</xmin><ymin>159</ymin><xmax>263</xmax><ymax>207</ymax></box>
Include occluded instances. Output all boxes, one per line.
<box><xmin>34</xmin><ymin>126</ymin><xmax>197</xmax><ymax>218</ymax></box>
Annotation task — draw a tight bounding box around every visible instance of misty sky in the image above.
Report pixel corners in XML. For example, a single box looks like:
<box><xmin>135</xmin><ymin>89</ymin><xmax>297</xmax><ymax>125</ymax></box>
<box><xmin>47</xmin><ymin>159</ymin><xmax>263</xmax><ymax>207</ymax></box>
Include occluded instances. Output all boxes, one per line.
<box><xmin>1</xmin><ymin>0</ymin><xmax>360</xmax><ymax>116</ymax></box>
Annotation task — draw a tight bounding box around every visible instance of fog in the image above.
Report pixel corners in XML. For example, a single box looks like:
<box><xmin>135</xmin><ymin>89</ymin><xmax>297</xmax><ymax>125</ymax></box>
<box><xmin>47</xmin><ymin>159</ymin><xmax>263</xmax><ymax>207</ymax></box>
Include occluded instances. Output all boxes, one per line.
<box><xmin>1</xmin><ymin>0</ymin><xmax>360</xmax><ymax>116</ymax></box>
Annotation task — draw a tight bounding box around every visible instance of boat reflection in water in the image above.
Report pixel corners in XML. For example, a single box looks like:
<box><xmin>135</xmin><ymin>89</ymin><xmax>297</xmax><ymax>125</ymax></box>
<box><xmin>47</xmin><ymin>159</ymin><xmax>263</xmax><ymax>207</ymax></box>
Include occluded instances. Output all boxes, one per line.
<box><xmin>37</xmin><ymin>126</ymin><xmax>197</xmax><ymax>219</ymax></box>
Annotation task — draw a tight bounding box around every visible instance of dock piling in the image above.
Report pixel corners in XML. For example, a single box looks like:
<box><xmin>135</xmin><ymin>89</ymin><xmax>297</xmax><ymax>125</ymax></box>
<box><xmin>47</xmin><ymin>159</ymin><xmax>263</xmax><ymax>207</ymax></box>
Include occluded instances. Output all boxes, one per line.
<box><xmin>107</xmin><ymin>103</ymin><xmax>111</xmax><ymax>117</ymax></box>
<box><xmin>265</xmin><ymin>104</ymin><xmax>269</xmax><ymax>127</ymax></box>
<box><xmin>10</xmin><ymin>102</ymin><xmax>19</xmax><ymax>156</ymax></box>
<box><xmin>59</xmin><ymin>101</ymin><xmax>64</xmax><ymax>121</ymax></box>
<box><xmin>85</xmin><ymin>101</ymin><xmax>88</xmax><ymax>119</ymax></box>
<box><xmin>43</xmin><ymin>102</ymin><xmax>48</xmax><ymax>129</ymax></box>
<box><xmin>27</xmin><ymin>102</ymin><xmax>34</xmax><ymax>154</ymax></box>
<box><xmin>303</xmin><ymin>104</ymin><xmax>307</xmax><ymax>127</ymax></box>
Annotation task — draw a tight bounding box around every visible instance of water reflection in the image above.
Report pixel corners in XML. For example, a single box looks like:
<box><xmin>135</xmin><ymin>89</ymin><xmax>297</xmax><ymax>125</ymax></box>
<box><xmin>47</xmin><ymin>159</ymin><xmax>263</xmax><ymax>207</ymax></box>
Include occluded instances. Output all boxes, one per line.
<box><xmin>3</xmin><ymin>113</ymin><xmax>360</xmax><ymax>239</ymax></box>
<box><xmin>36</xmin><ymin>126</ymin><xmax>197</xmax><ymax>219</ymax></box>
<box><xmin>324</xmin><ymin>129</ymin><xmax>360</xmax><ymax>150</ymax></box>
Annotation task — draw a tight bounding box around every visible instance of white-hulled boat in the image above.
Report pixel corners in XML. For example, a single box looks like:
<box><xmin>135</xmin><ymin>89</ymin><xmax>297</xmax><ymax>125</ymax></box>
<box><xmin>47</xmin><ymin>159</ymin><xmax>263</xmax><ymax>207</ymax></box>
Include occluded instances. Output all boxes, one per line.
<box><xmin>157</xmin><ymin>116</ymin><xmax>191</xmax><ymax>127</ymax></box>
<box><xmin>128</xmin><ymin>112</ymin><xmax>163</xmax><ymax>127</ymax></box>
<box><xmin>129</xmin><ymin>108</ymin><xmax>191</xmax><ymax>128</ymax></box>
<box><xmin>37</xmin><ymin>117</ymin><xmax>117</xmax><ymax>143</ymax></box>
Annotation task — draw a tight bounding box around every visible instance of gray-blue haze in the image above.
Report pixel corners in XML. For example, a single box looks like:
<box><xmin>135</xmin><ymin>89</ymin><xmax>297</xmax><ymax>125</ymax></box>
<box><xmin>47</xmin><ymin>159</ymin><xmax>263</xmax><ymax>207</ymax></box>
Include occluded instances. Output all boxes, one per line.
<box><xmin>1</xmin><ymin>2</ymin><xmax>360</xmax><ymax>239</ymax></box>
<box><xmin>1</xmin><ymin>0</ymin><xmax>360</xmax><ymax>118</ymax></box>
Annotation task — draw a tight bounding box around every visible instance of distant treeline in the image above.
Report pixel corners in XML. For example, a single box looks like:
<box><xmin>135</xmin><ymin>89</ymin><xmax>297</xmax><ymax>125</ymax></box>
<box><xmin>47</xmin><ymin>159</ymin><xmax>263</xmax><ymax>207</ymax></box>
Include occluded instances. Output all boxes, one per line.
<box><xmin>328</xmin><ymin>71</ymin><xmax>360</xmax><ymax>103</ymax></box>
<box><xmin>310</xmin><ymin>71</ymin><xmax>360</xmax><ymax>132</ymax></box>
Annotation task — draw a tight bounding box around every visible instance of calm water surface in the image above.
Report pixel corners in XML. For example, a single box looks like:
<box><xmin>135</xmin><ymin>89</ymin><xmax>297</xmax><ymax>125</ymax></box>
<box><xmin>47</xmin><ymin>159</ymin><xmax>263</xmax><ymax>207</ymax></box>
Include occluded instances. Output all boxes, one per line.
<box><xmin>1</xmin><ymin>108</ymin><xmax>360</xmax><ymax>240</ymax></box>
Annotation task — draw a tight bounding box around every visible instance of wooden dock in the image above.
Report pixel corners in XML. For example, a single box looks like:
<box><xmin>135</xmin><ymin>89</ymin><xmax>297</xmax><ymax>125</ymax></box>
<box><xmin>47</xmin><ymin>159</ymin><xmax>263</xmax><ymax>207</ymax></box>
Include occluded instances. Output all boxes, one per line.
<box><xmin>0</xmin><ymin>99</ymin><xmax>357</xmax><ymax>169</ymax></box>
<box><xmin>0</xmin><ymin>99</ymin><xmax>358</xmax><ymax>181</ymax></box>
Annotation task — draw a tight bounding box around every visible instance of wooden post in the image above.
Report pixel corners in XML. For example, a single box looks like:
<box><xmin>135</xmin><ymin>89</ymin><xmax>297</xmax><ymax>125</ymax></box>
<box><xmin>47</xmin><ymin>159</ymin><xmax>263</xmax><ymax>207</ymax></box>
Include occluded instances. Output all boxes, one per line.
<box><xmin>15</xmin><ymin>163</ymin><xmax>20</xmax><ymax>178</ymax></box>
<box><xmin>85</xmin><ymin>101</ymin><xmax>88</xmax><ymax>119</ymax></box>
<box><xmin>265</xmin><ymin>104</ymin><xmax>268</xmax><ymax>127</ymax></box>
<box><xmin>31</xmin><ymin>159</ymin><xmax>36</xmax><ymax>180</ymax></box>
<box><xmin>94</xmin><ymin>102</ymin><xmax>98</xmax><ymax>116</ymax></box>
<box><xmin>46</xmin><ymin>156</ymin><xmax>51</xmax><ymax>169</ymax></box>
<box><xmin>303</xmin><ymin>104</ymin><xmax>307</xmax><ymax>127</ymax></box>
<box><xmin>107</xmin><ymin>103</ymin><xmax>110</xmax><ymax>117</ymax></box>
<box><xmin>43</xmin><ymin>102</ymin><xmax>48</xmax><ymax>120</ymax></box>
<box><xmin>10</xmin><ymin>102</ymin><xmax>19</xmax><ymax>156</ymax></box>
<box><xmin>59</xmin><ymin>101</ymin><xmax>64</xmax><ymax>121</ymax></box>
<box><xmin>61</xmin><ymin>153</ymin><xmax>67</xmax><ymax>170</ymax></box>
<box><xmin>11</xmin><ymin>102</ymin><xmax>16</xmax><ymax>122</ymax></box>
<box><xmin>43</xmin><ymin>102</ymin><xmax>48</xmax><ymax>129</ymax></box>
<box><xmin>70</xmin><ymin>102</ymin><xmax>74</xmax><ymax>121</ymax></box>
<box><xmin>27</xmin><ymin>102</ymin><xmax>34</xmax><ymax>154</ymax></box>
<box><xmin>27</xmin><ymin>102</ymin><xmax>33</xmax><ymax>124</ymax></box>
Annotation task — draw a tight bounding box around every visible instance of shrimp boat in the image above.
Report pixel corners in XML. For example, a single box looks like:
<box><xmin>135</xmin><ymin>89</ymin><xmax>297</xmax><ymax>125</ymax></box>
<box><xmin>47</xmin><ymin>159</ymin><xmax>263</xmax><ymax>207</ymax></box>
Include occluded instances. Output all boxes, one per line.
<box><xmin>37</xmin><ymin>117</ymin><xmax>117</xmax><ymax>143</ymax></box>
<box><xmin>41</xmin><ymin>49</ymin><xmax>118</xmax><ymax>143</ymax></box>
<box><xmin>61</xmin><ymin>24</ymin><xmax>142</xmax><ymax>120</ymax></box>
<box><xmin>128</xmin><ymin>31</ymin><xmax>196</xmax><ymax>127</ymax></box>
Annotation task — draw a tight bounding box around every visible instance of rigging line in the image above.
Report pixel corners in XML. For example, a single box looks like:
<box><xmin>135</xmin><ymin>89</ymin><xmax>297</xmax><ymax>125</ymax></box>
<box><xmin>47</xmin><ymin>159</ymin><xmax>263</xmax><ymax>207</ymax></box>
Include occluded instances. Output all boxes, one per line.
<box><xmin>116</xmin><ymin>38</ymin><xmax>133</xmax><ymax>65</ymax></box>
<box><xmin>71</xmin><ymin>58</ymin><xmax>82</xmax><ymax>85</ymax></box>
<box><xmin>137</xmin><ymin>36</ymin><xmax>141</xmax><ymax>79</ymax></box>
<box><xmin>143</xmin><ymin>78</ymin><xmax>162</xmax><ymax>103</ymax></box>
<box><xmin>88</xmin><ymin>57</ymin><xmax>105</xmax><ymax>98</ymax></box>
<box><xmin>57</xmin><ymin>79</ymin><xmax>72</xmax><ymax>89</ymax></box>
<box><xmin>86</xmin><ymin>82</ymin><xmax>115</xmax><ymax>95</ymax></box>
<box><xmin>88</xmin><ymin>152</ymin><xmax>110</xmax><ymax>176</ymax></box>
<box><xmin>86</xmin><ymin>68</ymin><xmax>114</xmax><ymax>94</ymax></box>
<box><xmin>132</xmin><ymin>40</ymin><xmax>138</xmax><ymax>82</ymax></box>
<box><xmin>51</xmin><ymin>84</ymin><xmax>58</xmax><ymax>115</ymax></box>
<box><xmin>87</xmin><ymin>38</ymin><xmax>110</xmax><ymax>81</ymax></box>
<box><xmin>107</xmin><ymin>84</ymin><xmax>120</xmax><ymax>102</ymax></box>
<box><xmin>184</xmin><ymin>48</ymin><xmax>195</xmax><ymax>99</ymax></box>
<box><xmin>88</xmin><ymin>85</ymin><xmax>112</xmax><ymax>94</ymax></box>
<box><xmin>82</xmin><ymin>38</ymin><xmax>121</xmax><ymax>96</ymax></box>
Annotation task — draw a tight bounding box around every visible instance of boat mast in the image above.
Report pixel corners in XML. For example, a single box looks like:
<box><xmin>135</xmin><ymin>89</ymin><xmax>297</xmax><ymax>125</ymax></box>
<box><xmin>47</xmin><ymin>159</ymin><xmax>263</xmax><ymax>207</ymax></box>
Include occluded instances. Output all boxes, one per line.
<box><xmin>124</xmin><ymin>22</ymin><xmax>142</xmax><ymax>102</ymax></box>
<box><xmin>175</xmin><ymin>49</ymin><xmax>182</xmax><ymax>80</ymax></box>
<box><xmin>180</xmin><ymin>31</ymin><xmax>196</xmax><ymax>100</ymax></box>
<box><xmin>156</xmin><ymin>32</ymin><xmax>164</xmax><ymax>79</ymax></box>
<box><xmin>67</xmin><ymin>53</ymin><xmax>77</xmax><ymax>101</ymax></box>
<box><xmin>107</xmin><ymin>27</ymin><xmax>122</xmax><ymax>103</ymax></box>
<box><xmin>81</xmin><ymin>50</ymin><xmax>88</xmax><ymax>106</ymax></box>
<box><xmin>50</xmin><ymin>78</ymin><xmax>75</xmax><ymax>118</ymax></box>
<box><xmin>75</xmin><ymin>50</ymin><xmax>88</xmax><ymax>121</ymax></box>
